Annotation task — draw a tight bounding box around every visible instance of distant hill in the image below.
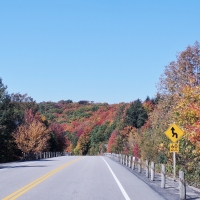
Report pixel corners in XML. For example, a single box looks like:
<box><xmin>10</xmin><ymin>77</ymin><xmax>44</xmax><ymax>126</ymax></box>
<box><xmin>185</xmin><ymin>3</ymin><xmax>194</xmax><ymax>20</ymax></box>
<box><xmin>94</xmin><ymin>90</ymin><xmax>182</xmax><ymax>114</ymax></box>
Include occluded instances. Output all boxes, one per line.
<box><xmin>38</xmin><ymin>101</ymin><xmax>128</xmax><ymax>155</ymax></box>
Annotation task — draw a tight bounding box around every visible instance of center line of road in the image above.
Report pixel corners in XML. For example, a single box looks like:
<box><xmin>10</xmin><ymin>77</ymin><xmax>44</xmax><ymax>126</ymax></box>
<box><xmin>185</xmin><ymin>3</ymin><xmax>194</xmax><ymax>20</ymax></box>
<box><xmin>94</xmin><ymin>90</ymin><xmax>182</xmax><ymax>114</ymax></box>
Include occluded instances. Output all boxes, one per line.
<box><xmin>3</xmin><ymin>157</ymin><xmax>83</xmax><ymax>200</ymax></box>
<box><xmin>102</xmin><ymin>157</ymin><xmax>131</xmax><ymax>200</ymax></box>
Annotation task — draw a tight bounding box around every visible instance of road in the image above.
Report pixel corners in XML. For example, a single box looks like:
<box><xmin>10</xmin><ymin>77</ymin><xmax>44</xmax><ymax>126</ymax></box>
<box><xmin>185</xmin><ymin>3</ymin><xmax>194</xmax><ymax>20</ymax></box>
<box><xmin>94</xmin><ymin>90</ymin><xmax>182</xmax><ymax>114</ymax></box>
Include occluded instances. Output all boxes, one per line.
<box><xmin>0</xmin><ymin>156</ymin><xmax>164</xmax><ymax>200</ymax></box>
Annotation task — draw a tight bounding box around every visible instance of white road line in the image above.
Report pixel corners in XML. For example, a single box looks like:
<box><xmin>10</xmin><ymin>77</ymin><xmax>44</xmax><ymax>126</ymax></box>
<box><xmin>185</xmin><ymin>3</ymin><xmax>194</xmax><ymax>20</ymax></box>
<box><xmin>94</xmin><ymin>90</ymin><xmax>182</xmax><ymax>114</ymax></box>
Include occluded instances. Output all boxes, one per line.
<box><xmin>102</xmin><ymin>157</ymin><xmax>131</xmax><ymax>200</ymax></box>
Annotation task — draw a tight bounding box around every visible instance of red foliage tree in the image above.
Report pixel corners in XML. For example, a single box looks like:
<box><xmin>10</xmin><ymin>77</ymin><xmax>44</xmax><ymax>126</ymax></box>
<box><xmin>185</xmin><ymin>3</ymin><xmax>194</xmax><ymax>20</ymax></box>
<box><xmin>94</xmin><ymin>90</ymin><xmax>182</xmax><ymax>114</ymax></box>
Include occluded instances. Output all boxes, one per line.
<box><xmin>133</xmin><ymin>143</ymin><xmax>140</xmax><ymax>159</ymax></box>
<box><xmin>49</xmin><ymin>123</ymin><xmax>68</xmax><ymax>152</ymax></box>
<box><xmin>107</xmin><ymin>131</ymin><xmax>117</xmax><ymax>153</ymax></box>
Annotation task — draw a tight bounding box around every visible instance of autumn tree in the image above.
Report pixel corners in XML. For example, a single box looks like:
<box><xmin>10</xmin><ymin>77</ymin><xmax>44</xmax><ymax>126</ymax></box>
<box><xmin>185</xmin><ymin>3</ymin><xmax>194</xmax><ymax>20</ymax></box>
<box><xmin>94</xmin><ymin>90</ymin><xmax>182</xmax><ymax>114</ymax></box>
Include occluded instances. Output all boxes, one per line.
<box><xmin>12</xmin><ymin>109</ymin><xmax>50</xmax><ymax>155</ymax></box>
<box><xmin>159</xmin><ymin>41</ymin><xmax>200</xmax><ymax>95</ymax></box>
<box><xmin>143</xmin><ymin>97</ymin><xmax>155</xmax><ymax>114</ymax></box>
<box><xmin>133</xmin><ymin>143</ymin><xmax>140</xmax><ymax>159</ymax></box>
<box><xmin>74</xmin><ymin>126</ymin><xmax>93</xmax><ymax>155</ymax></box>
<box><xmin>107</xmin><ymin>130</ymin><xmax>117</xmax><ymax>153</ymax></box>
<box><xmin>158</xmin><ymin>42</ymin><xmax>200</xmax><ymax>149</ymax></box>
<box><xmin>49</xmin><ymin>123</ymin><xmax>69</xmax><ymax>152</ymax></box>
<box><xmin>153</xmin><ymin>41</ymin><xmax>200</xmax><ymax>185</ymax></box>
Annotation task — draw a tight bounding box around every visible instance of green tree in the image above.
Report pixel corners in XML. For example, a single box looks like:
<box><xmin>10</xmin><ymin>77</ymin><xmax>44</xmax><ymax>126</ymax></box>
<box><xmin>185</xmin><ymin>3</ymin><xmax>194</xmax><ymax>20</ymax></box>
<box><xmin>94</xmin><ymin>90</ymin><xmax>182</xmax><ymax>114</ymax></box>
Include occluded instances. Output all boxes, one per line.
<box><xmin>105</xmin><ymin>120</ymin><xmax>117</xmax><ymax>140</ymax></box>
<box><xmin>10</xmin><ymin>93</ymin><xmax>36</xmax><ymax>124</ymax></box>
<box><xmin>0</xmin><ymin>78</ymin><xmax>19</xmax><ymax>162</ymax></box>
<box><xmin>90</xmin><ymin>123</ymin><xmax>108</xmax><ymax>154</ymax></box>
<box><xmin>125</xmin><ymin>99</ymin><xmax>148</xmax><ymax>128</ymax></box>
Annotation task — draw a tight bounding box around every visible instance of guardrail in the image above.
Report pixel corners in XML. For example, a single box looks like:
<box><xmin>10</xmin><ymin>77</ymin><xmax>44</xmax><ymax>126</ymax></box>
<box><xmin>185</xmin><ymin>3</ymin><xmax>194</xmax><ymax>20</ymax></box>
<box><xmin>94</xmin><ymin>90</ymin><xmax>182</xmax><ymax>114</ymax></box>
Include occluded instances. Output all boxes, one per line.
<box><xmin>104</xmin><ymin>153</ymin><xmax>186</xmax><ymax>200</ymax></box>
<box><xmin>21</xmin><ymin>151</ymin><xmax>71</xmax><ymax>161</ymax></box>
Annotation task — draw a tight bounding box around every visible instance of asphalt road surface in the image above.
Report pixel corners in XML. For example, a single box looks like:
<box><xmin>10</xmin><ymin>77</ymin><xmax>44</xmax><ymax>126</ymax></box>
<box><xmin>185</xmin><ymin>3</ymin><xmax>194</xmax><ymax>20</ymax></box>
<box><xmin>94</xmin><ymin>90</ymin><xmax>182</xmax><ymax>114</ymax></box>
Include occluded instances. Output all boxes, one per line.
<box><xmin>0</xmin><ymin>156</ymin><xmax>164</xmax><ymax>200</ymax></box>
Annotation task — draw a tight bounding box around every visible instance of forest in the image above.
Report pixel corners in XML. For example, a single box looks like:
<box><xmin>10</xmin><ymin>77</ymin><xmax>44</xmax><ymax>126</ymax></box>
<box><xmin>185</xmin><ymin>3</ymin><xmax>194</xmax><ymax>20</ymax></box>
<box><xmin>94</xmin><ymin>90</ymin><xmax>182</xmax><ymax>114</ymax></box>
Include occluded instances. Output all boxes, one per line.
<box><xmin>0</xmin><ymin>42</ymin><xmax>200</xmax><ymax>187</ymax></box>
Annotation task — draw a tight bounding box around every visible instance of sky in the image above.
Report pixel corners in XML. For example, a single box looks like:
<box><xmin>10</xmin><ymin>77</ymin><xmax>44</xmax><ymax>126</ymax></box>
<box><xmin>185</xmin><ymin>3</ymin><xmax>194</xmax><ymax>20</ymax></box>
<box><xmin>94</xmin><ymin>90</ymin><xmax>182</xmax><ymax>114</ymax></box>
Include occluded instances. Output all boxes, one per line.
<box><xmin>1</xmin><ymin>1</ymin><xmax>200</xmax><ymax>104</ymax></box>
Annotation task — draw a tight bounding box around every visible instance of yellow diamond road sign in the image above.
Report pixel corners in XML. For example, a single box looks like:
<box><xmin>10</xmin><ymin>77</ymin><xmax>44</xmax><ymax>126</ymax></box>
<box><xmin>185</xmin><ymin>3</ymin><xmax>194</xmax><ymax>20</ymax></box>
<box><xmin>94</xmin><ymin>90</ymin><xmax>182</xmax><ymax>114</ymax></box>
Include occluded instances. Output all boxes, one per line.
<box><xmin>170</xmin><ymin>143</ymin><xmax>179</xmax><ymax>153</ymax></box>
<box><xmin>165</xmin><ymin>124</ymin><xmax>184</xmax><ymax>143</ymax></box>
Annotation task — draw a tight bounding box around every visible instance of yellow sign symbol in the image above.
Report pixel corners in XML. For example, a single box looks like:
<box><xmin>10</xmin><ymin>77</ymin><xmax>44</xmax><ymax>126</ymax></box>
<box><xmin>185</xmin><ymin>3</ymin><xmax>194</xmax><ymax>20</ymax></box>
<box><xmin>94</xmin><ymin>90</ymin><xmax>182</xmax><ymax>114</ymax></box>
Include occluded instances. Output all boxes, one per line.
<box><xmin>170</xmin><ymin>143</ymin><xmax>179</xmax><ymax>152</ymax></box>
<box><xmin>165</xmin><ymin>124</ymin><xmax>184</xmax><ymax>143</ymax></box>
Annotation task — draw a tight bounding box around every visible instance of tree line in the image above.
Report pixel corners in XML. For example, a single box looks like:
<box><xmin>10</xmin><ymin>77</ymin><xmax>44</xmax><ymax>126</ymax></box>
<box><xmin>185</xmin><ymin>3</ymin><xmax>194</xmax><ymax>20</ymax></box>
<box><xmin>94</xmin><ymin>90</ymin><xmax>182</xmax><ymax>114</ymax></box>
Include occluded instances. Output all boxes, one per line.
<box><xmin>0</xmin><ymin>83</ymin><xmax>68</xmax><ymax>162</ymax></box>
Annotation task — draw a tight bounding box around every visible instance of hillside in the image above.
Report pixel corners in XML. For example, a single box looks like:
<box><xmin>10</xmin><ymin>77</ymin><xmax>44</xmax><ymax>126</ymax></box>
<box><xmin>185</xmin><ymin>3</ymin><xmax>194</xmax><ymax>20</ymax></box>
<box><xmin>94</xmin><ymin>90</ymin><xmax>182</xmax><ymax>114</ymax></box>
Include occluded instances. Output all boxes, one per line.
<box><xmin>38</xmin><ymin>101</ymin><xmax>128</xmax><ymax>155</ymax></box>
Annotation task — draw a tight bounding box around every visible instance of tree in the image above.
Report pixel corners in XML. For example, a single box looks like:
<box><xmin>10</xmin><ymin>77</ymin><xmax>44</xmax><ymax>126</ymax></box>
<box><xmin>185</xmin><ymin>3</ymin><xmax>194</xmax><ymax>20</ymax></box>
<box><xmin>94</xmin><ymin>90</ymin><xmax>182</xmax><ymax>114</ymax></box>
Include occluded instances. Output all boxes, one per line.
<box><xmin>105</xmin><ymin>120</ymin><xmax>117</xmax><ymax>140</ymax></box>
<box><xmin>90</xmin><ymin>123</ymin><xmax>108</xmax><ymax>155</ymax></box>
<box><xmin>10</xmin><ymin>93</ymin><xmax>36</xmax><ymax>124</ymax></box>
<box><xmin>49</xmin><ymin>123</ymin><xmax>69</xmax><ymax>152</ymax></box>
<box><xmin>78</xmin><ymin>100</ymin><xmax>89</xmax><ymax>105</ymax></box>
<box><xmin>154</xmin><ymin>41</ymin><xmax>200</xmax><ymax>186</ymax></box>
<box><xmin>125</xmin><ymin>99</ymin><xmax>148</xmax><ymax>128</ymax></box>
<box><xmin>107</xmin><ymin>130</ymin><xmax>117</xmax><ymax>153</ymax></box>
<box><xmin>12</xmin><ymin>109</ymin><xmax>50</xmax><ymax>155</ymax></box>
<box><xmin>157</xmin><ymin>42</ymin><xmax>200</xmax><ymax>151</ymax></box>
<box><xmin>65</xmin><ymin>131</ymin><xmax>78</xmax><ymax>151</ymax></box>
<box><xmin>0</xmin><ymin>78</ymin><xmax>19</xmax><ymax>162</ymax></box>
<box><xmin>143</xmin><ymin>98</ymin><xmax>155</xmax><ymax>114</ymax></box>
<box><xmin>77</xmin><ymin>127</ymin><xmax>91</xmax><ymax>155</ymax></box>
<box><xmin>133</xmin><ymin>143</ymin><xmax>140</xmax><ymax>159</ymax></box>
<box><xmin>159</xmin><ymin>41</ymin><xmax>200</xmax><ymax>95</ymax></box>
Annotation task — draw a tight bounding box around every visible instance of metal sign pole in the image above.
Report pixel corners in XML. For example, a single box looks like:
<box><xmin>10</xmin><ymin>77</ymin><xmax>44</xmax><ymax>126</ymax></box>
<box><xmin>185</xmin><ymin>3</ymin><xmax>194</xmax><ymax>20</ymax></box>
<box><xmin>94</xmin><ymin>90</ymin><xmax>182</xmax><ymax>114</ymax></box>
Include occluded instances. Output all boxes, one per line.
<box><xmin>173</xmin><ymin>152</ymin><xmax>176</xmax><ymax>181</ymax></box>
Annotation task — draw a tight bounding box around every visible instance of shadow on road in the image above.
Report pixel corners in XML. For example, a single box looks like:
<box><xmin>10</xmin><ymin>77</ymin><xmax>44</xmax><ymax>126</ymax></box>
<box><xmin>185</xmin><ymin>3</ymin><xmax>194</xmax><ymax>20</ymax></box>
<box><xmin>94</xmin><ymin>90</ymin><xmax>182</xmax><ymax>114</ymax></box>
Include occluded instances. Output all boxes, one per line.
<box><xmin>0</xmin><ymin>165</ymin><xmax>47</xmax><ymax>169</ymax></box>
<box><xmin>20</xmin><ymin>159</ymin><xmax>58</xmax><ymax>162</ymax></box>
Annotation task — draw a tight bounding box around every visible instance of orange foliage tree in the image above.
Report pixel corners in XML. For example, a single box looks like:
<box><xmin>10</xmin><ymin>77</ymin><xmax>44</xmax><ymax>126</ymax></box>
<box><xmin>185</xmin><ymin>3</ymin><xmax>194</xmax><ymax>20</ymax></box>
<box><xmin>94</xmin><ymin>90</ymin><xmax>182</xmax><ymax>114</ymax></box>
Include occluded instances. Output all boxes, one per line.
<box><xmin>12</xmin><ymin>109</ymin><xmax>50</xmax><ymax>154</ymax></box>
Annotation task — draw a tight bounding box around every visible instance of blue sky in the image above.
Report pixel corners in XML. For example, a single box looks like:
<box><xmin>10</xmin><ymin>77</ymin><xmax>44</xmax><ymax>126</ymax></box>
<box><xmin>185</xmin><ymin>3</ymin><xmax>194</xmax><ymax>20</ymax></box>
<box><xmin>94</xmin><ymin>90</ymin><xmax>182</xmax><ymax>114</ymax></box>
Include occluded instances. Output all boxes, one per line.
<box><xmin>1</xmin><ymin>1</ymin><xmax>200</xmax><ymax>104</ymax></box>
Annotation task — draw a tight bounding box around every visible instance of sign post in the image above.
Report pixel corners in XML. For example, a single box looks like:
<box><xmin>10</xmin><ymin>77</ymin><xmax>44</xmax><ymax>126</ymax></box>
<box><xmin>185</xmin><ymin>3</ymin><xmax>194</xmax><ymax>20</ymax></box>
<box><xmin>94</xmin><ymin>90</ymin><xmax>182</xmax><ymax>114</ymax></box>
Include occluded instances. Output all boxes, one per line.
<box><xmin>165</xmin><ymin>124</ymin><xmax>184</xmax><ymax>181</ymax></box>
<box><xmin>173</xmin><ymin>152</ymin><xmax>176</xmax><ymax>181</ymax></box>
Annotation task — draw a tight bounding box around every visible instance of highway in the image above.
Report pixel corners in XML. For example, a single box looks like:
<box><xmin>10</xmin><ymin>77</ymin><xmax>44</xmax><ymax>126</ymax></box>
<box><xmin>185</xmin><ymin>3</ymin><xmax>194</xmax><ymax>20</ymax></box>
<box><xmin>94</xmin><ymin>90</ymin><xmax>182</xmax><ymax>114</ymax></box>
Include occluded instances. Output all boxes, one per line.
<box><xmin>0</xmin><ymin>156</ymin><xmax>164</xmax><ymax>200</ymax></box>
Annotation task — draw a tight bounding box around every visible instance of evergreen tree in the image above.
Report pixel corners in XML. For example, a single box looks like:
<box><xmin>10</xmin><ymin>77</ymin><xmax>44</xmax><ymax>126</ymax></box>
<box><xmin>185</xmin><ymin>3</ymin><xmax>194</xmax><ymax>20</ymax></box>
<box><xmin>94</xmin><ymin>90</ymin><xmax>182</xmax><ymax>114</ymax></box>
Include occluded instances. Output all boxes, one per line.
<box><xmin>0</xmin><ymin>78</ymin><xmax>18</xmax><ymax>162</ymax></box>
<box><xmin>145</xmin><ymin>96</ymin><xmax>150</xmax><ymax>102</ymax></box>
<box><xmin>125</xmin><ymin>99</ymin><xmax>148</xmax><ymax>128</ymax></box>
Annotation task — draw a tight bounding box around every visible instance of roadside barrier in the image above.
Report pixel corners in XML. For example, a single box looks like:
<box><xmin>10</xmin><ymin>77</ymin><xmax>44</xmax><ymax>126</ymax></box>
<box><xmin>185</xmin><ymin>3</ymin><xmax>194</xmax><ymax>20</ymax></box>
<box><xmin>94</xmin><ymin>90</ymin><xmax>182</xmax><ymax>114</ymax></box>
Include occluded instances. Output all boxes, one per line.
<box><xmin>104</xmin><ymin>153</ymin><xmax>186</xmax><ymax>200</ymax></box>
<box><xmin>150</xmin><ymin>161</ymin><xmax>155</xmax><ymax>181</ymax></box>
<box><xmin>161</xmin><ymin>164</ymin><xmax>166</xmax><ymax>188</ymax></box>
<box><xmin>21</xmin><ymin>151</ymin><xmax>71</xmax><ymax>161</ymax></box>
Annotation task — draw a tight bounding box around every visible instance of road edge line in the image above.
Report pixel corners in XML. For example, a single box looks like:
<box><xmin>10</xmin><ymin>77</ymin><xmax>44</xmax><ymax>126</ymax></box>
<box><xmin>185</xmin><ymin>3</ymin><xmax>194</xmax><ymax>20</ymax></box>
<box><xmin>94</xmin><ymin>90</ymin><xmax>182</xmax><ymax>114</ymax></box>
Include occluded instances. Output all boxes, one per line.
<box><xmin>102</xmin><ymin>157</ymin><xmax>131</xmax><ymax>200</ymax></box>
